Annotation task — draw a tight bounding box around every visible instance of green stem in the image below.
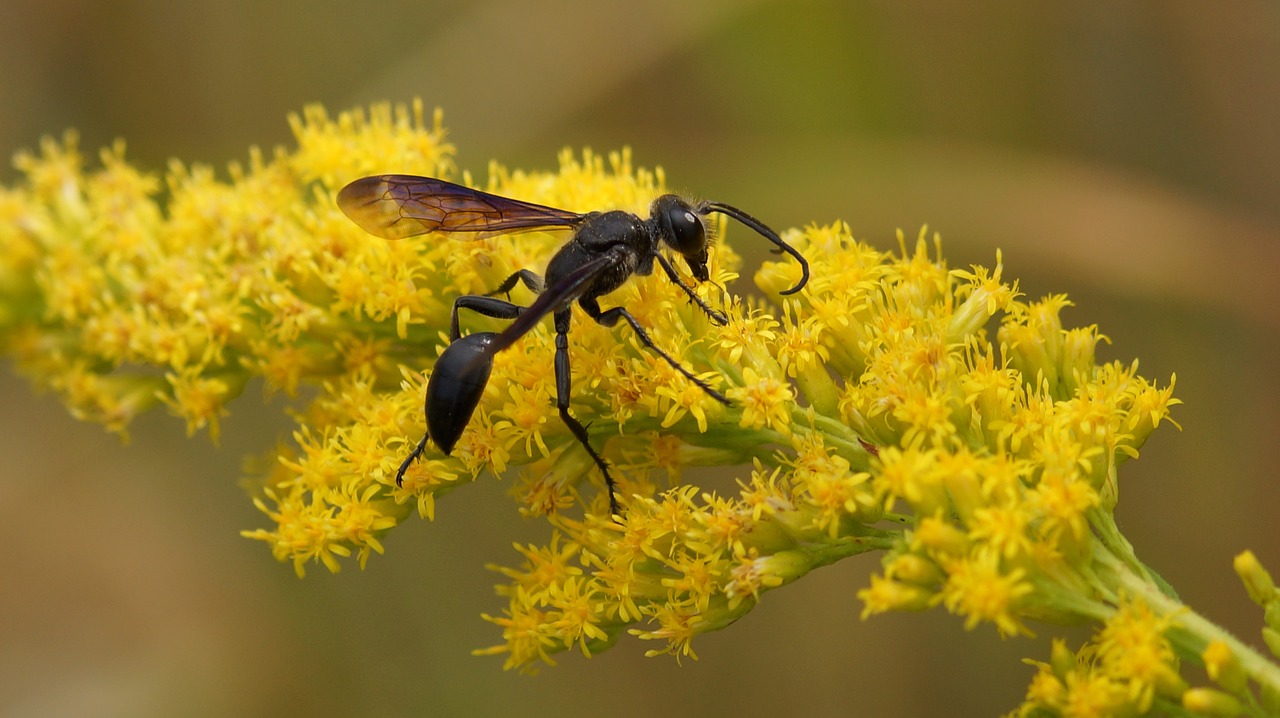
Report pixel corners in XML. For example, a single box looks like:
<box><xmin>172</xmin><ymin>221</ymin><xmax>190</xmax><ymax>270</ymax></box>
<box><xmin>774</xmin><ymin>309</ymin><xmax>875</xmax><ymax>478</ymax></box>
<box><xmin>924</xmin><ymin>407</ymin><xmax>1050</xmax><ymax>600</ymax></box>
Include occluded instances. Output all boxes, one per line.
<box><xmin>1110</xmin><ymin>555</ymin><xmax>1280</xmax><ymax>700</ymax></box>
<box><xmin>1091</xmin><ymin>508</ymin><xmax>1178</xmax><ymax>599</ymax></box>
<box><xmin>817</xmin><ymin>535</ymin><xmax>897</xmax><ymax>564</ymax></box>
<box><xmin>806</xmin><ymin>411</ymin><xmax>876</xmax><ymax>469</ymax></box>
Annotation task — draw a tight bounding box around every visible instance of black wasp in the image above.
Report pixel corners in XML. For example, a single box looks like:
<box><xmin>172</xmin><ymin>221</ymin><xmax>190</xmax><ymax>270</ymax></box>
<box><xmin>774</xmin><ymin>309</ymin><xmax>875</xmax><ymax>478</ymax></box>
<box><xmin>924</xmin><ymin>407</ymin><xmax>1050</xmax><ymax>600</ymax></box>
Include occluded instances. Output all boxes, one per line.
<box><xmin>337</xmin><ymin>174</ymin><xmax>809</xmax><ymax>516</ymax></box>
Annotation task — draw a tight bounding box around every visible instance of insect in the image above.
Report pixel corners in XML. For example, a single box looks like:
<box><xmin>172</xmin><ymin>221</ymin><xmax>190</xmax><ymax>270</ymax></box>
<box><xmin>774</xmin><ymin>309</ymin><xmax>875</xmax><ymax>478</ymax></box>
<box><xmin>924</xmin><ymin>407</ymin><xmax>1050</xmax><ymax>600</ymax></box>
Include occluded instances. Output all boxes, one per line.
<box><xmin>337</xmin><ymin>174</ymin><xmax>809</xmax><ymax>516</ymax></box>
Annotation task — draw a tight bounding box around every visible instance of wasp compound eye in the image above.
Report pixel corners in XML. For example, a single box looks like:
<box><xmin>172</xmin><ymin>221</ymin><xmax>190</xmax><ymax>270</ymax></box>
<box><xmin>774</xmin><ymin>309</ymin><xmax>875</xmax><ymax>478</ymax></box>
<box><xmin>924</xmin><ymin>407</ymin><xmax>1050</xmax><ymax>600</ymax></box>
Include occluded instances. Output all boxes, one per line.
<box><xmin>425</xmin><ymin>332</ymin><xmax>498</xmax><ymax>455</ymax></box>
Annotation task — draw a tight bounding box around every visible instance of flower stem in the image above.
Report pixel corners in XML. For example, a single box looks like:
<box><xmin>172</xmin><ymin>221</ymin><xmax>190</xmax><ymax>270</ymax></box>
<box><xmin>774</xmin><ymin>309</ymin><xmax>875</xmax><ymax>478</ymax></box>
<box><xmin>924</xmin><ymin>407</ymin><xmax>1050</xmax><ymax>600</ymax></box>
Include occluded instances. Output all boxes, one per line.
<box><xmin>1111</xmin><ymin>552</ymin><xmax>1280</xmax><ymax>700</ymax></box>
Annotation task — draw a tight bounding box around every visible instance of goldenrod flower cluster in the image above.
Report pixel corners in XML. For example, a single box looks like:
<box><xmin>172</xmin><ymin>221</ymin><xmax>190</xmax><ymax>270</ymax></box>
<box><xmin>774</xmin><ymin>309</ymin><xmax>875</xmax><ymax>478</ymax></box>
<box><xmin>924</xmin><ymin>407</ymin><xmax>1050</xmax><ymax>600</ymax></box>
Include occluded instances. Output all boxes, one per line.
<box><xmin>3</xmin><ymin>100</ymin><xmax>1278</xmax><ymax>715</ymax></box>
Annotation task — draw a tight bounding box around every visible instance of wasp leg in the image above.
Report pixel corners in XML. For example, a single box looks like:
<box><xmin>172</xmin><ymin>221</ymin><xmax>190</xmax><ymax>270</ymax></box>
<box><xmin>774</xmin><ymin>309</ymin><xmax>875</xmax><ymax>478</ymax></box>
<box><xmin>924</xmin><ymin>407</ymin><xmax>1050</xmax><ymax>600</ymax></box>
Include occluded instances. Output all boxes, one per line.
<box><xmin>394</xmin><ymin>433</ymin><xmax>431</xmax><ymax>487</ymax></box>
<box><xmin>653</xmin><ymin>253</ymin><xmax>728</xmax><ymax>326</ymax></box>
<box><xmin>486</xmin><ymin>269</ymin><xmax>545</xmax><ymax>298</ymax></box>
<box><xmin>449</xmin><ymin>295</ymin><xmax>525</xmax><ymax>340</ymax></box>
<box><xmin>579</xmin><ymin>297</ymin><xmax>730</xmax><ymax>405</ymax></box>
<box><xmin>550</xmin><ymin>308</ymin><xmax>621</xmax><ymax>518</ymax></box>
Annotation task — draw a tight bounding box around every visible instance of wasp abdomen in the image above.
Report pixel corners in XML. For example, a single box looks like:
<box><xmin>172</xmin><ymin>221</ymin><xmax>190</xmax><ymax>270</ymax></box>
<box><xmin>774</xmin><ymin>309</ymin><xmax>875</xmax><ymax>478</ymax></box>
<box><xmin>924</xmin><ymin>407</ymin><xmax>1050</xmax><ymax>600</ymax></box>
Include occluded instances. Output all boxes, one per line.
<box><xmin>425</xmin><ymin>332</ymin><xmax>499</xmax><ymax>454</ymax></box>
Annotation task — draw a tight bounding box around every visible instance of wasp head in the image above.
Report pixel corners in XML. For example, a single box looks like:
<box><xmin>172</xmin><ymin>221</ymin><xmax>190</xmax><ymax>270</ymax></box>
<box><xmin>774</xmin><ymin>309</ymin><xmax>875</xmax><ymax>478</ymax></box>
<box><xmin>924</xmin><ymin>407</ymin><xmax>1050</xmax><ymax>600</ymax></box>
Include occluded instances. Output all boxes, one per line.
<box><xmin>652</xmin><ymin>194</ymin><xmax>710</xmax><ymax>282</ymax></box>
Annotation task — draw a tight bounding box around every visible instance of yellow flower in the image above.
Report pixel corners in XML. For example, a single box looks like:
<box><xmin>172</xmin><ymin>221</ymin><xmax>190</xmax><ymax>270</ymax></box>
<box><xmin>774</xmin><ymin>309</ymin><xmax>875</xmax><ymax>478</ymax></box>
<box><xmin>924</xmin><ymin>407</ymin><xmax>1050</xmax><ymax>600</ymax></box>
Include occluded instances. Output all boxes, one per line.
<box><xmin>728</xmin><ymin>366</ymin><xmax>794</xmax><ymax>432</ymax></box>
<box><xmin>632</xmin><ymin>602</ymin><xmax>702</xmax><ymax>663</ymax></box>
<box><xmin>22</xmin><ymin>101</ymin><xmax>1280</xmax><ymax>715</ymax></box>
<box><xmin>938</xmin><ymin>550</ymin><xmax>1033</xmax><ymax>637</ymax></box>
<box><xmin>857</xmin><ymin>574</ymin><xmax>933</xmax><ymax>617</ymax></box>
<box><xmin>1015</xmin><ymin>597</ymin><xmax>1191</xmax><ymax>716</ymax></box>
<box><xmin>1094</xmin><ymin>598</ymin><xmax>1178</xmax><ymax>709</ymax></box>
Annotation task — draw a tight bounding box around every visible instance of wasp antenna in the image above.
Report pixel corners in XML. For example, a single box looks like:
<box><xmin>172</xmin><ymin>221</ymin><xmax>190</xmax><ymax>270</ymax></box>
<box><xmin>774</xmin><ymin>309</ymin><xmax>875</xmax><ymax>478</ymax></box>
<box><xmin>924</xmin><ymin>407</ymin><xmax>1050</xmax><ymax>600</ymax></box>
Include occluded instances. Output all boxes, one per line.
<box><xmin>701</xmin><ymin>201</ymin><xmax>809</xmax><ymax>295</ymax></box>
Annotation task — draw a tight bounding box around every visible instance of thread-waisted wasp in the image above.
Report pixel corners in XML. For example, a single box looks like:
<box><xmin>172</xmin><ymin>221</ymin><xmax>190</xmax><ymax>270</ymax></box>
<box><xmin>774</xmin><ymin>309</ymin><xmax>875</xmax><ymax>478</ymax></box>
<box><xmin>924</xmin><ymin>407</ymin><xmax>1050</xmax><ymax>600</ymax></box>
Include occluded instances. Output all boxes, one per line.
<box><xmin>337</xmin><ymin>174</ymin><xmax>808</xmax><ymax>516</ymax></box>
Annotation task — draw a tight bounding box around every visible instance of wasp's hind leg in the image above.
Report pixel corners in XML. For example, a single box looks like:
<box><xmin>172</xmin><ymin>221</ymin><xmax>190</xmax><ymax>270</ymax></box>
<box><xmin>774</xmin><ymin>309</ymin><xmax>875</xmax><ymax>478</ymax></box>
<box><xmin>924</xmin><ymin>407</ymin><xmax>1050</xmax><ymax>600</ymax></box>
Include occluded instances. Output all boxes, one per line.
<box><xmin>449</xmin><ymin>294</ymin><xmax>525</xmax><ymax>340</ymax></box>
<box><xmin>394</xmin><ymin>433</ymin><xmax>431</xmax><ymax>487</ymax></box>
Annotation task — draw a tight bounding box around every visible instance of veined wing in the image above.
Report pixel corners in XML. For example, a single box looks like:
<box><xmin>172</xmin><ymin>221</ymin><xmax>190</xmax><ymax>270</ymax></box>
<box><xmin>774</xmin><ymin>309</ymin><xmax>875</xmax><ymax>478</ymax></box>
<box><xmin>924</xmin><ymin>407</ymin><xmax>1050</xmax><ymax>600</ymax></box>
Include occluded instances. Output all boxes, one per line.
<box><xmin>337</xmin><ymin>175</ymin><xmax>585</xmax><ymax>240</ymax></box>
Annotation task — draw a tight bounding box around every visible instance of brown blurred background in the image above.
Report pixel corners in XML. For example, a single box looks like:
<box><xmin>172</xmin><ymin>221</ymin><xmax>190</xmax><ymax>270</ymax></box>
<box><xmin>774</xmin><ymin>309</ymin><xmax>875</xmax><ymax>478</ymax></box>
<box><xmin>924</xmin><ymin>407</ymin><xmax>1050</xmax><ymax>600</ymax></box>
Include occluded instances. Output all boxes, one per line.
<box><xmin>1</xmin><ymin>1</ymin><xmax>1277</xmax><ymax>716</ymax></box>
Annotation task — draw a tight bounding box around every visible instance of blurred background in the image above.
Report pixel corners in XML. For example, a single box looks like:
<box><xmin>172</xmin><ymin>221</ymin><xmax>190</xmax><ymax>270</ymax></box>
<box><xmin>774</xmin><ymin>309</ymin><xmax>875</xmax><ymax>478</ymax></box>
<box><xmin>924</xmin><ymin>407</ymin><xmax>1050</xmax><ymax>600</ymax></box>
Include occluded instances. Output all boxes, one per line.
<box><xmin>1</xmin><ymin>1</ymin><xmax>1277</xmax><ymax>716</ymax></box>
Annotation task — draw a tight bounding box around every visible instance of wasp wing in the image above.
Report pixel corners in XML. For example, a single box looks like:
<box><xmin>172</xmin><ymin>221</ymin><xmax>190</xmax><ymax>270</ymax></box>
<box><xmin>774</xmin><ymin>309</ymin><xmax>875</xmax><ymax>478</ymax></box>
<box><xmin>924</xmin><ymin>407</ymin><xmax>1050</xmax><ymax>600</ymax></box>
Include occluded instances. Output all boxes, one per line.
<box><xmin>337</xmin><ymin>175</ymin><xmax>586</xmax><ymax>240</ymax></box>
